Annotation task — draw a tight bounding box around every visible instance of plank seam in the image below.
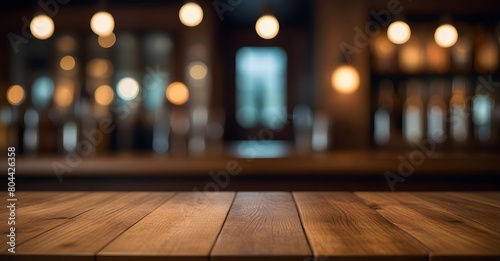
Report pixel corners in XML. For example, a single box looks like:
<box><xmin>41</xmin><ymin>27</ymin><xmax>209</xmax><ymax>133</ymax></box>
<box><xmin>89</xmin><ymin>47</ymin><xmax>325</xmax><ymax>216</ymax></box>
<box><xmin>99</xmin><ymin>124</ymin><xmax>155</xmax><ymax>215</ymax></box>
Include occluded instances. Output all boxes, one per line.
<box><xmin>352</xmin><ymin>192</ymin><xmax>433</xmax><ymax>261</ymax></box>
<box><xmin>291</xmin><ymin>192</ymin><xmax>315</xmax><ymax>261</ymax></box>
<box><xmin>208</xmin><ymin>191</ymin><xmax>238</xmax><ymax>261</ymax></box>
<box><xmin>6</xmin><ymin>199</ymin><xmax>96</xmax><ymax>250</ymax></box>
<box><xmin>92</xmin><ymin>192</ymin><xmax>178</xmax><ymax>260</ymax></box>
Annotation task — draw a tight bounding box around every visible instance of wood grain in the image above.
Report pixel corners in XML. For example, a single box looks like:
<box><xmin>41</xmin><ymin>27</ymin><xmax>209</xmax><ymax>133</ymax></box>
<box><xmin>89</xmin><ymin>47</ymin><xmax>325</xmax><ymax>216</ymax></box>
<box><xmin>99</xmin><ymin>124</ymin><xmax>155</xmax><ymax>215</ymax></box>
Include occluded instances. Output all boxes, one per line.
<box><xmin>446</xmin><ymin>192</ymin><xmax>500</xmax><ymax>208</ymax></box>
<box><xmin>412</xmin><ymin>192</ymin><xmax>500</xmax><ymax>233</ymax></box>
<box><xmin>4</xmin><ymin>192</ymin><xmax>174</xmax><ymax>261</ymax></box>
<box><xmin>356</xmin><ymin>192</ymin><xmax>500</xmax><ymax>261</ymax></box>
<box><xmin>293</xmin><ymin>192</ymin><xmax>428</xmax><ymax>261</ymax></box>
<box><xmin>97</xmin><ymin>192</ymin><xmax>235</xmax><ymax>261</ymax></box>
<box><xmin>1</xmin><ymin>192</ymin><xmax>92</xmax><ymax>253</ymax></box>
<box><xmin>211</xmin><ymin>192</ymin><xmax>312</xmax><ymax>261</ymax></box>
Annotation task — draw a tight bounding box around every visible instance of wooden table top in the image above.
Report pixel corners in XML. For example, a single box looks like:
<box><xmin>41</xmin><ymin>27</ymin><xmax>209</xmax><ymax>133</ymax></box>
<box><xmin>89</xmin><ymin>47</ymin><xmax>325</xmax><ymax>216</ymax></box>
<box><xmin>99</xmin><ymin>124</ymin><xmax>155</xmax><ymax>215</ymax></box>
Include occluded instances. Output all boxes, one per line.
<box><xmin>1</xmin><ymin>192</ymin><xmax>499</xmax><ymax>261</ymax></box>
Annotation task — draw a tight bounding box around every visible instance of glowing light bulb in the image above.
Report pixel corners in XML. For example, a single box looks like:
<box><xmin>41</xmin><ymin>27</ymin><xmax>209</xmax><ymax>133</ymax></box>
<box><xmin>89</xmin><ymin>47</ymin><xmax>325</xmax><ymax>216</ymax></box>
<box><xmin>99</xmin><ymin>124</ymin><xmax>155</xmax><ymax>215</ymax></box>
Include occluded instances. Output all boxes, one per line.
<box><xmin>7</xmin><ymin>85</ymin><xmax>25</xmax><ymax>106</ymax></box>
<box><xmin>60</xmin><ymin>56</ymin><xmax>76</xmax><ymax>71</ymax></box>
<box><xmin>98</xmin><ymin>33</ymin><xmax>116</xmax><ymax>48</ymax></box>
<box><xmin>434</xmin><ymin>24</ymin><xmax>458</xmax><ymax>48</ymax></box>
<box><xmin>387</xmin><ymin>21</ymin><xmax>411</xmax><ymax>44</ymax></box>
<box><xmin>189</xmin><ymin>62</ymin><xmax>208</xmax><ymax>80</ymax></box>
<box><xmin>179</xmin><ymin>2</ymin><xmax>203</xmax><ymax>27</ymax></box>
<box><xmin>166</xmin><ymin>82</ymin><xmax>189</xmax><ymax>105</ymax></box>
<box><xmin>94</xmin><ymin>85</ymin><xmax>114</xmax><ymax>106</ymax></box>
<box><xmin>90</xmin><ymin>11</ymin><xmax>115</xmax><ymax>36</ymax></box>
<box><xmin>30</xmin><ymin>14</ymin><xmax>54</xmax><ymax>40</ymax></box>
<box><xmin>117</xmin><ymin>77</ymin><xmax>140</xmax><ymax>101</ymax></box>
<box><xmin>255</xmin><ymin>15</ymin><xmax>279</xmax><ymax>40</ymax></box>
<box><xmin>331</xmin><ymin>65</ymin><xmax>360</xmax><ymax>94</ymax></box>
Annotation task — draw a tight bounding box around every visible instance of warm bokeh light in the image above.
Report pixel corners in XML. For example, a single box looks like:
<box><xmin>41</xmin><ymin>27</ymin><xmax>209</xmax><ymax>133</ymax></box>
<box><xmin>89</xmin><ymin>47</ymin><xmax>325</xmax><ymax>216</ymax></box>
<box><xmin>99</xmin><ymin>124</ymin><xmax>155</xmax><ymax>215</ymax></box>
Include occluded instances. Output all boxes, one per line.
<box><xmin>331</xmin><ymin>65</ymin><xmax>360</xmax><ymax>94</ymax></box>
<box><xmin>98</xmin><ymin>33</ymin><xmax>116</xmax><ymax>48</ymax></box>
<box><xmin>87</xmin><ymin>59</ymin><xmax>112</xmax><ymax>78</ymax></box>
<box><xmin>475</xmin><ymin>36</ymin><xmax>499</xmax><ymax>73</ymax></box>
<box><xmin>434</xmin><ymin>24</ymin><xmax>458</xmax><ymax>48</ymax></box>
<box><xmin>256</xmin><ymin>15</ymin><xmax>280</xmax><ymax>40</ymax></box>
<box><xmin>60</xmin><ymin>56</ymin><xmax>76</xmax><ymax>71</ymax></box>
<box><xmin>374</xmin><ymin>34</ymin><xmax>395</xmax><ymax>56</ymax></box>
<box><xmin>399</xmin><ymin>39</ymin><xmax>424</xmax><ymax>73</ymax></box>
<box><xmin>94</xmin><ymin>85</ymin><xmax>114</xmax><ymax>106</ymax></box>
<box><xmin>387</xmin><ymin>21</ymin><xmax>411</xmax><ymax>44</ymax></box>
<box><xmin>426</xmin><ymin>41</ymin><xmax>449</xmax><ymax>73</ymax></box>
<box><xmin>117</xmin><ymin>77</ymin><xmax>140</xmax><ymax>101</ymax></box>
<box><xmin>166</xmin><ymin>82</ymin><xmax>189</xmax><ymax>105</ymax></box>
<box><xmin>179</xmin><ymin>2</ymin><xmax>203</xmax><ymax>27</ymax></box>
<box><xmin>57</xmin><ymin>35</ymin><xmax>76</xmax><ymax>52</ymax></box>
<box><xmin>7</xmin><ymin>85</ymin><xmax>25</xmax><ymax>106</ymax></box>
<box><xmin>189</xmin><ymin>62</ymin><xmax>208</xmax><ymax>80</ymax></box>
<box><xmin>30</xmin><ymin>14</ymin><xmax>54</xmax><ymax>40</ymax></box>
<box><xmin>90</xmin><ymin>11</ymin><xmax>115</xmax><ymax>36</ymax></box>
<box><xmin>54</xmin><ymin>84</ymin><xmax>74</xmax><ymax>108</ymax></box>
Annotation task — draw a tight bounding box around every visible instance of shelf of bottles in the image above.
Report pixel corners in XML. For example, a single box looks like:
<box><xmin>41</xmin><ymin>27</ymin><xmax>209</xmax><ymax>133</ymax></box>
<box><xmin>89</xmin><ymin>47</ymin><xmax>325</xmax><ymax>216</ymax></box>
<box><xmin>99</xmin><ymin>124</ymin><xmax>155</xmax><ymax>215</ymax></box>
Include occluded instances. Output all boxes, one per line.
<box><xmin>370</xmin><ymin>15</ymin><xmax>500</xmax><ymax>151</ymax></box>
<box><xmin>1</xmin><ymin>32</ymin><xmax>223</xmax><ymax>156</ymax></box>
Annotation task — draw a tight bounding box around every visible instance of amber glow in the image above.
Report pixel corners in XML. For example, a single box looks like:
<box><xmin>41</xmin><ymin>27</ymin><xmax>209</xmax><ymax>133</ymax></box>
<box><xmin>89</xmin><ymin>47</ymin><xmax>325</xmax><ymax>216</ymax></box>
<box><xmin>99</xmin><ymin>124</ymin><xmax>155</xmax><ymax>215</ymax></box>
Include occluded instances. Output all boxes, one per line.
<box><xmin>98</xmin><ymin>33</ymin><xmax>116</xmax><ymax>48</ymax></box>
<box><xmin>331</xmin><ymin>65</ymin><xmax>360</xmax><ymax>94</ymax></box>
<box><xmin>166</xmin><ymin>82</ymin><xmax>189</xmax><ymax>105</ymax></box>
<box><xmin>87</xmin><ymin>59</ymin><xmax>112</xmax><ymax>78</ymax></box>
<box><xmin>94</xmin><ymin>85</ymin><xmax>114</xmax><ymax>106</ymax></box>
<box><xmin>54</xmin><ymin>84</ymin><xmax>74</xmax><ymax>108</ymax></box>
<box><xmin>7</xmin><ymin>85</ymin><xmax>25</xmax><ymax>106</ymax></box>
<box><xmin>60</xmin><ymin>56</ymin><xmax>76</xmax><ymax>71</ymax></box>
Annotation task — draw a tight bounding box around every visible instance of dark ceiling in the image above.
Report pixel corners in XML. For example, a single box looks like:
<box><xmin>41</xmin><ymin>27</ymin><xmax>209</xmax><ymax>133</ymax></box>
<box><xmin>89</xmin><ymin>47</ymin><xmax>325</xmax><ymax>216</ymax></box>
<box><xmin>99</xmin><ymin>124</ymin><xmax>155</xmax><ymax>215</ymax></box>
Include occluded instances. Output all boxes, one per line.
<box><xmin>0</xmin><ymin>0</ymin><xmax>311</xmax><ymax>25</ymax></box>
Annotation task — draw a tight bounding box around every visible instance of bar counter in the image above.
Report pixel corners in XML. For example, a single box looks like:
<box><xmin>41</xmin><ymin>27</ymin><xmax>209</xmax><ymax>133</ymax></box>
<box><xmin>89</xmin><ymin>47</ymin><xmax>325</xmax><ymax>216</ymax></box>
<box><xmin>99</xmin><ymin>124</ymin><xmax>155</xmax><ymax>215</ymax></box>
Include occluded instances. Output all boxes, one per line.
<box><xmin>1</xmin><ymin>191</ymin><xmax>499</xmax><ymax>260</ymax></box>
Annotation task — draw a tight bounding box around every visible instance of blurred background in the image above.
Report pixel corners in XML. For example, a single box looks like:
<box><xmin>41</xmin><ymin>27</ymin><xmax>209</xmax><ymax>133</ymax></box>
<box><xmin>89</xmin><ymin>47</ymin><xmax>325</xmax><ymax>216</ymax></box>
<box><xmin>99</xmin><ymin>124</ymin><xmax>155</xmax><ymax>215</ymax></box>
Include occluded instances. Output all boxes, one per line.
<box><xmin>0</xmin><ymin>0</ymin><xmax>499</xmax><ymax>191</ymax></box>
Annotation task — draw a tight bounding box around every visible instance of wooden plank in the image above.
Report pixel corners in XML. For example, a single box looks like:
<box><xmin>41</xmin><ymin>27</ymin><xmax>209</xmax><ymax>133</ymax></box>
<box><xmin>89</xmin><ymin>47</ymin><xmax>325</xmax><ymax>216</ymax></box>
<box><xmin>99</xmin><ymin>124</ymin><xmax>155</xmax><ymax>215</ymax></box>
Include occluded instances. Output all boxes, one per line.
<box><xmin>4</xmin><ymin>192</ymin><xmax>174</xmax><ymax>261</ymax></box>
<box><xmin>412</xmin><ymin>192</ymin><xmax>500</xmax><ymax>233</ymax></box>
<box><xmin>293</xmin><ymin>192</ymin><xmax>428</xmax><ymax>261</ymax></box>
<box><xmin>446</xmin><ymin>192</ymin><xmax>500</xmax><ymax>208</ymax></box>
<box><xmin>211</xmin><ymin>192</ymin><xmax>312</xmax><ymax>261</ymax></box>
<box><xmin>1</xmin><ymin>192</ymin><xmax>93</xmax><ymax>253</ymax></box>
<box><xmin>3</xmin><ymin>192</ymin><xmax>87</xmax><ymax>208</ymax></box>
<box><xmin>356</xmin><ymin>192</ymin><xmax>500</xmax><ymax>261</ymax></box>
<box><xmin>97</xmin><ymin>192</ymin><xmax>235</xmax><ymax>261</ymax></box>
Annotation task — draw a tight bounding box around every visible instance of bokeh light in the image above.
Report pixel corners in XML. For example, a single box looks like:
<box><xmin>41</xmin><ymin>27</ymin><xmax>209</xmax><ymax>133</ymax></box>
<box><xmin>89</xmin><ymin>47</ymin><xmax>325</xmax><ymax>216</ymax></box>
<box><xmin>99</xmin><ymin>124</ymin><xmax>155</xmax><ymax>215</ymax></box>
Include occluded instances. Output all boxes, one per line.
<box><xmin>30</xmin><ymin>14</ymin><xmax>55</xmax><ymax>40</ymax></box>
<box><xmin>117</xmin><ymin>77</ymin><xmax>140</xmax><ymax>101</ymax></box>
<box><xmin>57</xmin><ymin>35</ymin><xmax>76</xmax><ymax>52</ymax></box>
<box><xmin>54</xmin><ymin>84</ymin><xmax>74</xmax><ymax>108</ymax></box>
<box><xmin>331</xmin><ymin>65</ymin><xmax>360</xmax><ymax>94</ymax></box>
<box><xmin>7</xmin><ymin>85</ymin><xmax>25</xmax><ymax>106</ymax></box>
<box><xmin>166</xmin><ymin>82</ymin><xmax>189</xmax><ymax>105</ymax></box>
<box><xmin>387</xmin><ymin>21</ymin><xmax>411</xmax><ymax>44</ymax></box>
<box><xmin>98</xmin><ymin>33</ymin><xmax>116</xmax><ymax>48</ymax></box>
<box><xmin>60</xmin><ymin>56</ymin><xmax>76</xmax><ymax>71</ymax></box>
<box><xmin>434</xmin><ymin>24</ymin><xmax>458</xmax><ymax>48</ymax></box>
<box><xmin>90</xmin><ymin>11</ymin><xmax>115</xmax><ymax>36</ymax></box>
<box><xmin>179</xmin><ymin>2</ymin><xmax>203</xmax><ymax>27</ymax></box>
<box><xmin>255</xmin><ymin>15</ymin><xmax>280</xmax><ymax>39</ymax></box>
<box><xmin>87</xmin><ymin>59</ymin><xmax>112</xmax><ymax>78</ymax></box>
<box><xmin>94</xmin><ymin>85</ymin><xmax>114</xmax><ymax>106</ymax></box>
<box><xmin>189</xmin><ymin>62</ymin><xmax>208</xmax><ymax>80</ymax></box>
